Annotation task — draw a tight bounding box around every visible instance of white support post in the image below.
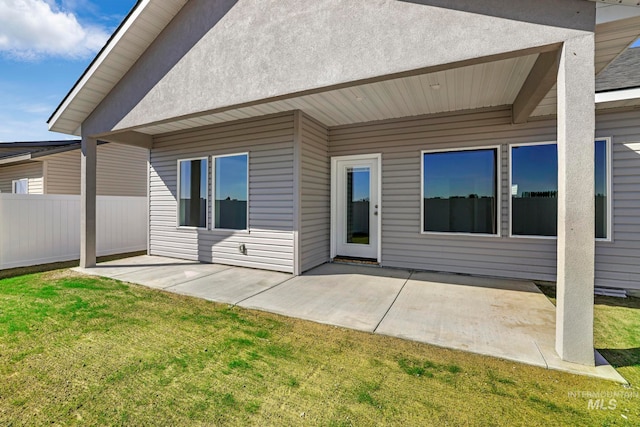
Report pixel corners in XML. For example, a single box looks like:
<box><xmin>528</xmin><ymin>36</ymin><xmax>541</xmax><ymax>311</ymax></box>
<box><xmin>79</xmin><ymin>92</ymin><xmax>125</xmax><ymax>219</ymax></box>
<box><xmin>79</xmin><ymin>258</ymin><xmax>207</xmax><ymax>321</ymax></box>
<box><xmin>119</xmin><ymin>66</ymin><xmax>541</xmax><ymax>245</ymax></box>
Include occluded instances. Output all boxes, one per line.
<box><xmin>80</xmin><ymin>137</ymin><xmax>97</xmax><ymax>268</ymax></box>
<box><xmin>556</xmin><ymin>34</ymin><xmax>596</xmax><ymax>366</ymax></box>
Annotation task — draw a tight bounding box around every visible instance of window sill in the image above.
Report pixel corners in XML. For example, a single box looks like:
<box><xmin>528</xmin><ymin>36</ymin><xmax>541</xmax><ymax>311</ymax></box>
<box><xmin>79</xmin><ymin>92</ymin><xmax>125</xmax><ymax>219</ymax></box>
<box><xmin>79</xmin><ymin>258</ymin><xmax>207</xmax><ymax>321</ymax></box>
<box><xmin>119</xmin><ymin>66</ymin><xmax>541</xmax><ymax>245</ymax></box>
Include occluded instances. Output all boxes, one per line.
<box><xmin>509</xmin><ymin>234</ymin><xmax>557</xmax><ymax>240</ymax></box>
<box><xmin>208</xmin><ymin>228</ymin><xmax>250</xmax><ymax>234</ymax></box>
<box><xmin>509</xmin><ymin>235</ymin><xmax>611</xmax><ymax>242</ymax></box>
<box><xmin>421</xmin><ymin>231</ymin><xmax>501</xmax><ymax>238</ymax></box>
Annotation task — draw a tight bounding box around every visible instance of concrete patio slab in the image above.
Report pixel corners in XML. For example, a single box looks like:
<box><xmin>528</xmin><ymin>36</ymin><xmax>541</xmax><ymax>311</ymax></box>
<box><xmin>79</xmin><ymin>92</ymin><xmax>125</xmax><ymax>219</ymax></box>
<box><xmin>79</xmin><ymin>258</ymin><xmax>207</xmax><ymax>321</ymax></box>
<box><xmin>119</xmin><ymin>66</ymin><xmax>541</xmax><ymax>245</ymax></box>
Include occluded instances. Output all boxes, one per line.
<box><xmin>74</xmin><ymin>255</ymin><xmax>194</xmax><ymax>279</ymax></box>
<box><xmin>105</xmin><ymin>262</ymin><xmax>232</xmax><ymax>289</ymax></box>
<box><xmin>73</xmin><ymin>255</ymin><xmax>627</xmax><ymax>383</ymax></box>
<box><xmin>375</xmin><ymin>271</ymin><xmax>627</xmax><ymax>383</ymax></box>
<box><xmin>167</xmin><ymin>267</ymin><xmax>292</xmax><ymax>304</ymax></box>
<box><xmin>238</xmin><ymin>263</ymin><xmax>410</xmax><ymax>332</ymax></box>
<box><xmin>375</xmin><ymin>271</ymin><xmax>556</xmax><ymax>368</ymax></box>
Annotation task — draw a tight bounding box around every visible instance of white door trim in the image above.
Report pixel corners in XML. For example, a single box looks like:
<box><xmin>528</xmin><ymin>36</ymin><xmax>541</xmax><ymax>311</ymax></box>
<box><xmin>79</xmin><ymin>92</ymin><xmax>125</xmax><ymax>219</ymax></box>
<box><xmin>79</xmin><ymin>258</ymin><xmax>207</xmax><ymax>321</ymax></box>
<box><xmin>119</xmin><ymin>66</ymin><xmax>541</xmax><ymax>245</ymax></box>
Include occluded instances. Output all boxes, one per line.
<box><xmin>330</xmin><ymin>153</ymin><xmax>382</xmax><ymax>262</ymax></box>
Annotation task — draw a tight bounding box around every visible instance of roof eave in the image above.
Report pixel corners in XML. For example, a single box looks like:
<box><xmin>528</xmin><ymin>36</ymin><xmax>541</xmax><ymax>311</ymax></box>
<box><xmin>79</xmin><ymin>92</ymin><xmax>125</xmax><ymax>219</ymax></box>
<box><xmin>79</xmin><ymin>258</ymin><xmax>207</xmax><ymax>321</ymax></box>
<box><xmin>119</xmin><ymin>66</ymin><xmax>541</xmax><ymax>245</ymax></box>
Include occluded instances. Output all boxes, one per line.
<box><xmin>47</xmin><ymin>0</ymin><xmax>146</xmax><ymax>134</ymax></box>
<box><xmin>0</xmin><ymin>153</ymin><xmax>32</xmax><ymax>166</ymax></box>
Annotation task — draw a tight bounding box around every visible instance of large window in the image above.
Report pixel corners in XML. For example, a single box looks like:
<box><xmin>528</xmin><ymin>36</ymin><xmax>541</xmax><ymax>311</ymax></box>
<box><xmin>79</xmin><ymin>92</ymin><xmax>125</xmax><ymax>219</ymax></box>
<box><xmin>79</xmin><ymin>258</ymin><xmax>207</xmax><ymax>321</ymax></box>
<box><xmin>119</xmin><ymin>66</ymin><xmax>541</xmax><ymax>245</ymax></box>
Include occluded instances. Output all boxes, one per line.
<box><xmin>422</xmin><ymin>148</ymin><xmax>498</xmax><ymax>234</ymax></box>
<box><xmin>214</xmin><ymin>153</ymin><xmax>248</xmax><ymax>230</ymax></box>
<box><xmin>510</xmin><ymin>139</ymin><xmax>610</xmax><ymax>239</ymax></box>
<box><xmin>178</xmin><ymin>158</ymin><xmax>208</xmax><ymax>228</ymax></box>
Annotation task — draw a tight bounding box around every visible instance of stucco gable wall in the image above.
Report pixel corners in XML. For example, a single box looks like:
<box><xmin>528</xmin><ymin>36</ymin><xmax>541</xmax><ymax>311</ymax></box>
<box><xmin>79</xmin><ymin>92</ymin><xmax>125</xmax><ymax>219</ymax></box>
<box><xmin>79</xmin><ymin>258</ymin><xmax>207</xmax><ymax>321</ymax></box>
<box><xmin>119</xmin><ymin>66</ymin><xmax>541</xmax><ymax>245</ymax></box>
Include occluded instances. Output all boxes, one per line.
<box><xmin>84</xmin><ymin>0</ymin><xmax>595</xmax><ymax>136</ymax></box>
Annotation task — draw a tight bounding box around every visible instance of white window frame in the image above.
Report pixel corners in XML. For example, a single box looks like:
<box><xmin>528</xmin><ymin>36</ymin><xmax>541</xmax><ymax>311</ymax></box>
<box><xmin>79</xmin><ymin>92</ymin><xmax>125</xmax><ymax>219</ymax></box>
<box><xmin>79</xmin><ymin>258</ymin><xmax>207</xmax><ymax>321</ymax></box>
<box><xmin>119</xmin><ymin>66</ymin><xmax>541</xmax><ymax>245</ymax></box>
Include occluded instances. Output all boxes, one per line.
<box><xmin>595</xmin><ymin>137</ymin><xmax>613</xmax><ymax>242</ymax></box>
<box><xmin>420</xmin><ymin>145</ymin><xmax>501</xmax><ymax>237</ymax></box>
<box><xmin>176</xmin><ymin>157</ymin><xmax>209</xmax><ymax>230</ymax></box>
<box><xmin>508</xmin><ymin>138</ymin><xmax>613</xmax><ymax>241</ymax></box>
<box><xmin>12</xmin><ymin>178</ymin><xmax>29</xmax><ymax>194</ymax></box>
<box><xmin>212</xmin><ymin>152</ymin><xmax>249</xmax><ymax>232</ymax></box>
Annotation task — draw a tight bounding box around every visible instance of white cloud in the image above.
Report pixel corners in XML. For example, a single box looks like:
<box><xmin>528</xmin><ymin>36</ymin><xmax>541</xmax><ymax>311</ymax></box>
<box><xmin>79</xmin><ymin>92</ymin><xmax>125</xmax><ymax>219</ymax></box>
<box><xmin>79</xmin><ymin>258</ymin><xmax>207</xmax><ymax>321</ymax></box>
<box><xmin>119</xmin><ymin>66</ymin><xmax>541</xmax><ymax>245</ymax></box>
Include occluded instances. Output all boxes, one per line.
<box><xmin>0</xmin><ymin>0</ymin><xmax>109</xmax><ymax>60</ymax></box>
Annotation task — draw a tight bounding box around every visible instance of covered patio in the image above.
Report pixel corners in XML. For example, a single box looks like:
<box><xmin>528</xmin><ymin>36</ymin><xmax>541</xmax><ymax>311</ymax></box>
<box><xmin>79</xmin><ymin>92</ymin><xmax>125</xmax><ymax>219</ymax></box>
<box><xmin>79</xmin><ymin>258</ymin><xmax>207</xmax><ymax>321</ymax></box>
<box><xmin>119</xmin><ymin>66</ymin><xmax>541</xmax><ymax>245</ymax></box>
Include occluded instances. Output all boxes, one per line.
<box><xmin>47</xmin><ymin>1</ymin><xmax>640</xmax><ymax>371</ymax></box>
<box><xmin>75</xmin><ymin>255</ymin><xmax>626</xmax><ymax>383</ymax></box>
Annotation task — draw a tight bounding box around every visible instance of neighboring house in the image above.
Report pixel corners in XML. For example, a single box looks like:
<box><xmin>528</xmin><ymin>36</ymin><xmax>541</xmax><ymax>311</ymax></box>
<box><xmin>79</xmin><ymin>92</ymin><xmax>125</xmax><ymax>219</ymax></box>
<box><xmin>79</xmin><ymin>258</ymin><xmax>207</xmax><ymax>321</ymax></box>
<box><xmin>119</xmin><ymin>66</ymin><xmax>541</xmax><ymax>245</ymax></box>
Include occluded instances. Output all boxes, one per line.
<box><xmin>47</xmin><ymin>0</ymin><xmax>640</xmax><ymax>367</ymax></box>
<box><xmin>0</xmin><ymin>140</ymin><xmax>148</xmax><ymax>196</ymax></box>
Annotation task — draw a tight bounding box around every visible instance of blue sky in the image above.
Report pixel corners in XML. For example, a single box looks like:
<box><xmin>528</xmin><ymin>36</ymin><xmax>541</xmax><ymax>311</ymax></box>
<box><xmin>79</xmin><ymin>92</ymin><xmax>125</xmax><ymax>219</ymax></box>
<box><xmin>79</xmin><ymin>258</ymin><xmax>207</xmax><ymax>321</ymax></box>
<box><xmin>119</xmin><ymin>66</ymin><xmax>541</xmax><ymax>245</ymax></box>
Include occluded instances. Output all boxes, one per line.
<box><xmin>349</xmin><ymin>168</ymin><xmax>370</xmax><ymax>202</ymax></box>
<box><xmin>215</xmin><ymin>155</ymin><xmax>248</xmax><ymax>201</ymax></box>
<box><xmin>423</xmin><ymin>150</ymin><xmax>496</xmax><ymax>199</ymax></box>
<box><xmin>511</xmin><ymin>144</ymin><xmax>558</xmax><ymax>196</ymax></box>
<box><xmin>0</xmin><ymin>0</ymin><xmax>135</xmax><ymax>142</ymax></box>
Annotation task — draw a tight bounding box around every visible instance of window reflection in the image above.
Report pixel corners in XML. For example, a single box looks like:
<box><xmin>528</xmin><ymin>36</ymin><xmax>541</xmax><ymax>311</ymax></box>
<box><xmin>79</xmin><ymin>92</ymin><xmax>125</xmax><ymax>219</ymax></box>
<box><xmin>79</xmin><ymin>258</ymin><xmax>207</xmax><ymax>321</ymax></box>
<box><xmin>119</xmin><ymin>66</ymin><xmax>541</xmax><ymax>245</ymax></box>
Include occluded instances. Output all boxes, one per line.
<box><xmin>346</xmin><ymin>167</ymin><xmax>370</xmax><ymax>244</ymax></box>
<box><xmin>215</xmin><ymin>154</ymin><xmax>248</xmax><ymax>230</ymax></box>
<box><xmin>178</xmin><ymin>158</ymin><xmax>208</xmax><ymax>228</ymax></box>
<box><xmin>423</xmin><ymin>149</ymin><xmax>498</xmax><ymax>234</ymax></box>
<box><xmin>511</xmin><ymin>144</ymin><xmax>558</xmax><ymax>236</ymax></box>
<box><xmin>511</xmin><ymin>141</ymin><xmax>609</xmax><ymax>238</ymax></box>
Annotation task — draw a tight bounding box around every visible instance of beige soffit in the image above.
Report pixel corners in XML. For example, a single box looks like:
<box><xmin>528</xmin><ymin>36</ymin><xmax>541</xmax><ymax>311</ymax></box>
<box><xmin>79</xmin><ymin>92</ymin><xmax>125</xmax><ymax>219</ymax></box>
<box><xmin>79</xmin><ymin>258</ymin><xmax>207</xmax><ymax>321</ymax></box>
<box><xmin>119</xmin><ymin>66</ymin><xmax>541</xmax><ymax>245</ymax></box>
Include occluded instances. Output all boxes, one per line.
<box><xmin>135</xmin><ymin>55</ymin><xmax>539</xmax><ymax>134</ymax></box>
<box><xmin>47</xmin><ymin>0</ymin><xmax>188</xmax><ymax>135</ymax></box>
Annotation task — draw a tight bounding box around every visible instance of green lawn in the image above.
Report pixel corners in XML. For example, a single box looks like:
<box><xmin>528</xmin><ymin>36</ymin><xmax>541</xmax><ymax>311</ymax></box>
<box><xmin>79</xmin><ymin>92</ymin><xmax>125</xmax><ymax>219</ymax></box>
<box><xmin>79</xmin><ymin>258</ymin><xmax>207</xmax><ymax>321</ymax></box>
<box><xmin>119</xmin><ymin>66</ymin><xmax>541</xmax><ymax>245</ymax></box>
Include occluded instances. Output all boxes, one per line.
<box><xmin>1</xmin><ymin>271</ymin><xmax>638</xmax><ymax>426</ymax></box>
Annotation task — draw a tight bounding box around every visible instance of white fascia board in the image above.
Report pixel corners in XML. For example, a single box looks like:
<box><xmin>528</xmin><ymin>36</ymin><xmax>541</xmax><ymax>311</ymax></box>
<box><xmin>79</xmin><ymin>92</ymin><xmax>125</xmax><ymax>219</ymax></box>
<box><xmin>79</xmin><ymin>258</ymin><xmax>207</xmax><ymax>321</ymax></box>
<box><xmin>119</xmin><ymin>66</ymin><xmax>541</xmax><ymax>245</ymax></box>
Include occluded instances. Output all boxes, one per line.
<box><xmin>0</xmin><ymin>154</ymin><xmax>32</xmax><ymax>165</ymax></box>
<box><xmin>47</xmin><ymin>0</ymin><xmax>152</xmax><ymax>134</ymax></box>
<box><xmin>596</xmin><ymin>87</ymin><xmax>640</xmax><ymax>103</ymax></box>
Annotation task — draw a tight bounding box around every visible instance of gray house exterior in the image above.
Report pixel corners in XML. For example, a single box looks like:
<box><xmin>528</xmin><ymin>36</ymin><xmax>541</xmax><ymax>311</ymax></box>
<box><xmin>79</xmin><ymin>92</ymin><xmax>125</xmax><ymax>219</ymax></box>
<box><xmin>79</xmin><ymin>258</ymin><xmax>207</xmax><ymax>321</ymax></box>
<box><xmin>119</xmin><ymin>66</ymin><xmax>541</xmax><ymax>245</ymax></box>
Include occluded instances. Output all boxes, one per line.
<box><xmin>48</xmin><ymin>0</ymin><xmax>640</xmax><ymax>367</ymax></box>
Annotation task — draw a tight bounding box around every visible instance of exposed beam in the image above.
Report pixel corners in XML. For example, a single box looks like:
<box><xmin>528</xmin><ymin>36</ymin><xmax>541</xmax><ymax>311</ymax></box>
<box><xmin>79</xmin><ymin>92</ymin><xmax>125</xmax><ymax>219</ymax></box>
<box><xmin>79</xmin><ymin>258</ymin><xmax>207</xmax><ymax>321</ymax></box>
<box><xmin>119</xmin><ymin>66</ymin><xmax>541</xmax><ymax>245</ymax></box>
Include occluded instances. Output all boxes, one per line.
<box><xmin>96</xmin><ymin>131</ymin><xmax>153</xmax><ymax>149</ymax></box>
<box><xmin>512</xmin><ymin>49</ymin><xmax>561</xmax><ymax>124</ymax></box>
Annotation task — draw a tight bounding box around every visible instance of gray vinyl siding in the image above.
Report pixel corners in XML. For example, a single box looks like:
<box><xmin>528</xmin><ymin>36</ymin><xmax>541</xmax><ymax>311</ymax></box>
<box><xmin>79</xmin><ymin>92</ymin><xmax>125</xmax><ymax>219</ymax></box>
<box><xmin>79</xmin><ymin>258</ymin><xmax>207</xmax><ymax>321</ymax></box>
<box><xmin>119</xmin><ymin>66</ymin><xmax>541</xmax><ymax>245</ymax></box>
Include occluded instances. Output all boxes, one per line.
<box><xmin>300</xmin><ymin>113</ymin><xmax>330</xmax><ymax>272</ymax></box>
<box><xmin>328</xmin><ymin>106</ymin><xmax>640</xmax><ymax>289</ymax></box>
<box><xmin>0</xmin><ymin>162</ymin><xmax>43</xmax><ymax>194</ymax></box>
<box><xmin>45</xmin><ymin>143</ymin><xmax>147</xmax><ymax>196</ymax></box>
<box><xmin>595</xmin><ymin>110</ymin><xmax>640</xmax><ymax>290</ymax></box>
<box><xmin>149</xmin><ymin>113</ymin><xmax>295</xmax><ymax>273</ymax></box>
<box><xmin>328</xmin><ymin>107</ymin><xmax>560</xmax><ymax>281</ymax></box>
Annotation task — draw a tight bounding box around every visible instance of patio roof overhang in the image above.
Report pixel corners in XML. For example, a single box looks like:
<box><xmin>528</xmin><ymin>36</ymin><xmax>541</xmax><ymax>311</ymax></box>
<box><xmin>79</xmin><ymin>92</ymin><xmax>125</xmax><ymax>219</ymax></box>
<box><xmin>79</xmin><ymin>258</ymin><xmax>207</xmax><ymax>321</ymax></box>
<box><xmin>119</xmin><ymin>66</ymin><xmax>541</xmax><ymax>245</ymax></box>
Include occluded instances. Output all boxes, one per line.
<box><xmin>49</xmin><ymin>1</ymin><xmax>640</xmax><ymax>140</ymax></box>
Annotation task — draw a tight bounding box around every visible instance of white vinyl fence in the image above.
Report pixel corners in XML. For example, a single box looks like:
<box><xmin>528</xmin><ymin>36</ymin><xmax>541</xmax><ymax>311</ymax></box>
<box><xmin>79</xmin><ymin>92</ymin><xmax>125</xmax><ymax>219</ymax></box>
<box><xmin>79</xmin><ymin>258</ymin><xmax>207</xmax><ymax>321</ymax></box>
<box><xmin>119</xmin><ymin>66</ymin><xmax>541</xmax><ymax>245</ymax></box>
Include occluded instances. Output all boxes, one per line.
<box><xmin>0</xmin><ymin>194</ymin><xmax>147</xmax><ymax>270</ymax></box>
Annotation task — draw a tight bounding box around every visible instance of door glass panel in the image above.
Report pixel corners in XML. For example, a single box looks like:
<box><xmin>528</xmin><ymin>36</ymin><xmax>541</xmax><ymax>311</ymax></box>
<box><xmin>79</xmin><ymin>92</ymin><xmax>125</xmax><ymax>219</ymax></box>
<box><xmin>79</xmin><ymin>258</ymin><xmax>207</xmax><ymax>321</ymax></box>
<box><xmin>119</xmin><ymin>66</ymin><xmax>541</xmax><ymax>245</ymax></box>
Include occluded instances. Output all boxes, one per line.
<box><xmin>346</xmin><ymin>166</ymin><xmax>370</xmax><ymax>245</ymax></box>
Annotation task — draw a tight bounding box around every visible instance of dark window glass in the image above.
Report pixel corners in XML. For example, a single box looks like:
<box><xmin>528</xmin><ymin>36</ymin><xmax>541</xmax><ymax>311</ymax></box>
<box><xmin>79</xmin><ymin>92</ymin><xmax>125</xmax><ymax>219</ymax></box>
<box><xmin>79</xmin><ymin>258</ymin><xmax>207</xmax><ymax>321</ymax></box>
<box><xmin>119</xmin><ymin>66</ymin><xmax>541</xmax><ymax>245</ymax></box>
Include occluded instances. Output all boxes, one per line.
<box><xmin>178</xmin><ymin>159</ymin><xmax>208</xmax><ymax>228</ymax></box>
<box><xmin>511</xmin><ymin>144</ymin><xmax>558</xmax><ymax>236</ymax></box>
<box><xmin>346</xmin><ymin>167</ymin><xmax>370</xmax><ymax>244</ymax></box>
<box><xmin>511</xmin><ymin>142</ymin><xmax>609</xmax><ymax>238</ymax></box>
<box><xmin>595</xmin><ymin>140</ymin><xmax>608</xmax><ymax>239</ymax></box>
<box><xmin>215</xmin><ymin>154</ymin><xmax>248</xmax><ymax>230</ymax></box>
<box><xmin>423</xmin><ymin>149</ymin><xmax>498</xmax><ymax>234</ymax></box>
